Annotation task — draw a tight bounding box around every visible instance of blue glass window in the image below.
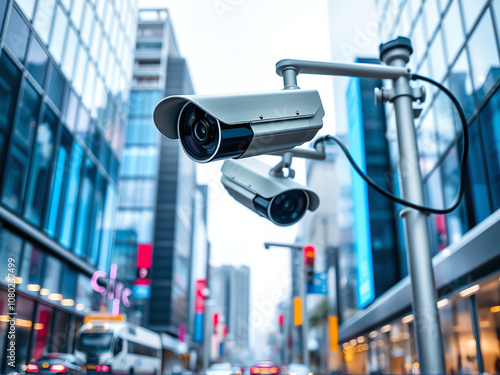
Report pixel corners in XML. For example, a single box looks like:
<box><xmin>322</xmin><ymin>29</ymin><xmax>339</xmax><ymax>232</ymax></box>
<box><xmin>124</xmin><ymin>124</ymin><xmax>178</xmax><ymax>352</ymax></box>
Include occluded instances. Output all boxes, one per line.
<box><xmin>0</xmin><ymin>0</ymin><xmax>7</xmax><ymax>37</ymax></box>
<box><xmin>98</xmin><ymin>184</ymin><xmax>116</xmax><ymax>271</ymax></box>
<box><xmin>5</xmin><ymin>7</ymin><xmax>30</xmax><ymax>63</ymax></box>
<box><xmin>88</xmin><ymin>173</ymin><xmax>106</xmax><ymax>265</ymax></box>
<box><xmin>62</xmin><ymin>26</ymin><xmax>78</xmax><ymax>79</ymax></box>
<box><xmin>0</xmin><ymin>53</ymin><xmax>21</xmax><ymax>175</ymax></box>
<box><xmin>467</xmin><ymin>9</ymin><xmax>500</xmax><ymax>98</ymax></box>
<box><xmin>41</xmin><ymin>255</ymin><xmax>62</xmax><ymax>295</ymax></box>
<box><xmin>442</xmin><ymin>0</ymin><xmax>464</xmax><ymax>63</ymax></box>
<box><xmin>26</xmin><ymin>36</ymin><xmax>49</xmax><ymax>87</ymax></box>
<box><xmin>429</xmin><ymin>30</ymin><xmax>447</xmax><ymax>82</ymax></box>
<box><xmin>1</xmin><ymin>81</ymin><xmax>41</xmax><ymax>211</ymax></box>
<box><xmin>121</xmin><ymin>146</ymin><xmax>158</xmax><ymax>177</ymax></box>
<box><xmin>48</xmin><ymin>4</ymin><xmax>68</xmax><ymax>64</ymax></box>
<box><xmin>73</xmin><ymin>158</ymin><xmax>96</xmax><ymax>258</ymax></box>
<box><xmin>60</xmin><ymin>265</ymin><xmax>76</xmax><ymax>299</ymax></box>
<box><xmin>32</xmin><ymin>0</ymin><xmax>55</xmax><ymax>45</ymax></box>
<box><xmin>449</xmin><ymin>50</ymin><xmax>475</xmax><ymax>119</ymax></box>
<box><xmin>47</xmin><ymin>65</ymin><xmax>65</xmax><ymax>109</ymax></box>
<box><xmin>16</xmin><ymin>0</ymin><xmax>35</xmax><ymax>20</ymax></box>
<box><xmin>460</xmin><ymin>0</ymin><xmax>488</xmax><ymax>33</ymax></box>
<box><xmin>46</xmin><ymin>130</ymin><xmax>72</xmax><ymax>237</ymax></box>
<box><xmin>479</xmin><ymin>89</ymin><xmax>500</xmax><ymax>211</ymax></box>
<box><xmin>24</xmin><ymin>106</ymin><xmax>58</xmax><ymax>226</ymax></box>
<box><xmin>64</xmin><ymin>90</ymin><xmax>79</xmax><ymax>131</ymax></box>
<box><xmin>59</xmin><ymin>141</ymin><xmax>83</xmax><ymax>248</ymax></box>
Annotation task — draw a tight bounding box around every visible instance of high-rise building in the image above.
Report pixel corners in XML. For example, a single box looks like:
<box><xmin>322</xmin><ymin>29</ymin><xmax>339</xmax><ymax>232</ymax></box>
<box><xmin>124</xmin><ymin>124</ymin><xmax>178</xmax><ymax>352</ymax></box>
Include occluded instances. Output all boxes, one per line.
<box><xmin>210</xmin><ymin>265</ymin><xmax>251</xmax><ymax>361</ymax></box>
<box><xmin>0</xmin><ymin>0</ymin><xmax>137</xmax><ymax>372</ymax></box>
<box><xmin>112</xmin><ymin>8</ymin><xmax>197</xmax><ymax>346</ymax></box>
<box><xmin>324</xmin><ymin>1</ymin><xmax>500</xmax><ymax>374</ymax></box>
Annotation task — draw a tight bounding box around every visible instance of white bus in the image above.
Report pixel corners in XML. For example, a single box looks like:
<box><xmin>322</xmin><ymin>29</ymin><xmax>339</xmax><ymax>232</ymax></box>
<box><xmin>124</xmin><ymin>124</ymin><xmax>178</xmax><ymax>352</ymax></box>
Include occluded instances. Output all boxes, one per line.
<box><xmin>75</xmin><ymin>321</ymin><xmax>162</xmax><ymax>375</ymax></box>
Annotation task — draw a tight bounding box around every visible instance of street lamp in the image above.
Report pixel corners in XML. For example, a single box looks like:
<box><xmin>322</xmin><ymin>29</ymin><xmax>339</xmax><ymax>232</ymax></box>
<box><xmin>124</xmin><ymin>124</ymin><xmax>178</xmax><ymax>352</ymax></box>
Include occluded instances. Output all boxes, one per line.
<box><xmin>264</xmin><ymin>241</ymin><xmax>310</xmax><ymax>367</ymax></box>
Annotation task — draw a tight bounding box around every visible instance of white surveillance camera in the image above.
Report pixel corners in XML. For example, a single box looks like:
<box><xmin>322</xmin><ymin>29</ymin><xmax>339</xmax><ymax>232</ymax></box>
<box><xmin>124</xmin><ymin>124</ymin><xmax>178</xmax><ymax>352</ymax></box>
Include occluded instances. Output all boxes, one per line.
<box><xmin>220</xmin><ymin>158</ymin><xmax>319</xmax><ymax>226</ymax></box>
<box><xmin>153</xmin><ymin>90</ymin><xmax>324</xmax><ymax>163</ymax></box>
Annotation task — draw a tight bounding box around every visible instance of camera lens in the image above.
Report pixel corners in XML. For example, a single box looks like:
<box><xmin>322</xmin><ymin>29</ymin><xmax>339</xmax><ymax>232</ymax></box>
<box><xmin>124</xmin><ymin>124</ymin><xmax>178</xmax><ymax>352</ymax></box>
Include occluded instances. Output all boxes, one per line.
<box><xmin>270</xmin><ymin>190</ymin><xmax>308</xmax><ymax>225</ymax></box>
<box><xmin>178</xmin><ymin>103</ymin><xmax>220</xmax><ymax>162</ymax></box>
<box><xmin>193</xmin><ymin>120</ymin><xmax>210</xmax><ymax>143</ymax></box>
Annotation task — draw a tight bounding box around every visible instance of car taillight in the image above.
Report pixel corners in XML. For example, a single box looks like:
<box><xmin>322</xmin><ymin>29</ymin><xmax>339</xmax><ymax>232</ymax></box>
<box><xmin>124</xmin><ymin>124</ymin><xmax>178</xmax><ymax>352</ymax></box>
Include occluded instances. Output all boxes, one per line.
<box><xmin>26</xmin><ymin>364</ymin><xmax>39</xmax><ymax>372</ymax></box>
<box><xmin>269</xmin><ymin>367</ymin><xmax>280</xmax><ymax>375</ymax></box>
<box><xmin>50</xmin><ymin>365</ymin><xmax>66</xmax><ymax>372</ymax></box>
<box><xmin>250</xmin><ymin>367</ymin><xmax>260</xmax><ymax>375</ymax></box>
<box><xmin>101</xmin><ymin>365</ymin><xmax>110</xmax><ymax>372</ymax></box>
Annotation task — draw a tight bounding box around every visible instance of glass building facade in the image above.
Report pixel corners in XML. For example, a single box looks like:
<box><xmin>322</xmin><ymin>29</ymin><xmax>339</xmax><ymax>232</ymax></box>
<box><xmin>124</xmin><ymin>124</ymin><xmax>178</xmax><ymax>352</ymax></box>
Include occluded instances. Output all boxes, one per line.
<box><xmin>112</xmin><ymin>8</ymin><xmax>197</xmax><ymax>346</ymax></box>
<box><xmin>329</xmin><ymin>0</ymin><xmax>500</xmax><ymax>374</ymax></box>
<box><xmin>0</xmin><ymin>0</ymin><xmax>137</xmax><ymax>371</ymax></box>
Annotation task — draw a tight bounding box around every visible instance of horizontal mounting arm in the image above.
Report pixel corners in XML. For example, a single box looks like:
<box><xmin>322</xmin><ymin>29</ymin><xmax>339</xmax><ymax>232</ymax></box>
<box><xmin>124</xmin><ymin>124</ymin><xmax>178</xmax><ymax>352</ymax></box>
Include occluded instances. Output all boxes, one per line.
<box><xmin>276</xmin><ymin>59</ymin><xmax>411</xmax><ymax>80</ymax></box>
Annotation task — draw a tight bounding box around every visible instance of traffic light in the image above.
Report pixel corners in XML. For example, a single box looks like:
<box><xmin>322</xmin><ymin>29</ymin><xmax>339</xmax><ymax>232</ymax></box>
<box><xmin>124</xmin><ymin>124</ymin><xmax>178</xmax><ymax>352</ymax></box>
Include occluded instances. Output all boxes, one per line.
<box><xmin>303</xmin><ymin>244</ymin><xmax>315</xmax><ymax>285</ymax></box>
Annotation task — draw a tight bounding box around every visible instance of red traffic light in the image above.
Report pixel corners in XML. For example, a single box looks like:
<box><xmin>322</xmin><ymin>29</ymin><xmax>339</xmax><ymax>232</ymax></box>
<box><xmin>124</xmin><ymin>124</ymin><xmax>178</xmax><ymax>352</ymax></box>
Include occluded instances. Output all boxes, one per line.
<box><xmin>278</xmin><ymin>314</ymin><xmax>284</xmax><ymax>327</ymax></box>
<box><xmin>213</xmin><ymin>312</ymin><xmax>219</xmax><ymax>329</ymax></box>
<box><xmin>303</xmin><ymin>244</ymin><xmax>315</xmax><ymax>265</ymax></box>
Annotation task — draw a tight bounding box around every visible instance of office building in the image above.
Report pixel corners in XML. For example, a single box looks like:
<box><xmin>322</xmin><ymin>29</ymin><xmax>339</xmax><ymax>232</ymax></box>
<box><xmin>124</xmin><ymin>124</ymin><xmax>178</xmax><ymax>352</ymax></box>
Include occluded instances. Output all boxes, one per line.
<box><xmin>112</xmin><ymin>8</ymin><xmax>197</xmax><ymax>346</ymax></box>
<box><xmin>324</xmin><ymin>1</ymin><xmax>500</xmax><ymax>374</ymax></box>
<box><xmin>0</xmin><ymin>0</ymin><xmax>137</xmax><ymax>372</ymax></box>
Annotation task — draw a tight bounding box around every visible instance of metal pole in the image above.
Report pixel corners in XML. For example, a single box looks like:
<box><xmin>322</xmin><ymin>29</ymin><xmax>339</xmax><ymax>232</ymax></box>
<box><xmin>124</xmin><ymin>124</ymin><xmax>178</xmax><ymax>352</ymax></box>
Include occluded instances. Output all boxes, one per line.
<box><xmin>379</xmin><ymin>37</ymin><xmax>446</xmax><ymax>374</ymax></box>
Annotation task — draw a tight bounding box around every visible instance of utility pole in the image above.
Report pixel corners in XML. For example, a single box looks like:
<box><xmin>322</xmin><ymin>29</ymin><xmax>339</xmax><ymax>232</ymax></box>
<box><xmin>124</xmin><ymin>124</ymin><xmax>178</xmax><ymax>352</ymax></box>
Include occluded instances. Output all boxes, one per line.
<box><xmin>274</xmin><ymin>37</ymin><xmax>446</xmax><ymax>374</ymax></box>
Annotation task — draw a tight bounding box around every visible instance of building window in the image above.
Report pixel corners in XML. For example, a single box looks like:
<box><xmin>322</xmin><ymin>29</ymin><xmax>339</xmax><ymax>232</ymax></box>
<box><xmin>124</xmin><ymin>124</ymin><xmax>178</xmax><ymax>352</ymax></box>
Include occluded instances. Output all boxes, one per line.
<box><xmin>47</xmin><ymin>65</ymin><xmax>66</xmax><ymax>109</ymax></box>
<box><xmin>460</xmin><ymin>0</ymin><xmax>489</xmax><ymax>33</ymax></box>
<box><xmin>23</xmin><ymin>105</ymin><xmax>58</xmax><ymax>226</ymax></box>
<box><xmin>62</xmin><ymin>25</ymin><xmax>78</xmax><ymax>80</ymax></box>
<box><xmin>18</xmin><ymin>242</ymin><xmax>45</xmax><ymax>295</ymax></box>
<box><xmin>32</xmin><ymin>0</ymin><xmax>55</xmax><ymax>45</ymax></box>
<box><xmin>0</xmin><ymin>228</ymin><xmax>23</xmax><ymax>278</ymax></box>
<box><xmin>26</xmin><ymin>36</ymin><xmax>49</xmax><ymax>87</ymax></box>
<box><xmin>443</xmin><ymin>0</ymin><xmax>465</xmax><ymax>64</ymax></box>
<box><xmin>59</xmin><ymin>141</ymin><xmax>84</xmax><ymax>248</ymax></box>
<box><xmin>0</xmin><ymin>53</ymin><xmax>21</xmax><ymax>175</ymax></box>
<box><xmin>48</xmin><ymin>4</ymin><xmax>68</xmax><ymax>65</ymax></box>
<box><xmin>5</xmin><ymin>7</ymin><xmax>30</xmax><ymax>64</ymax></box>
<box><xmin>16</xmin><ymin>0</ymin><xmax>36</xmax><ymax>20</ymax></box>
<box><xmin>1</xmin><ymin>81</ymin><xmax>41</xmax><ymax>212</ymax></box>
<box><xmin>31</xmin><ymin>303</ymin><xmax>54</xmax><ymax>360</ymax></box>
<box><xmin>0</xmin><ymin>0</ymin><xmax>7</xmax><ymax>35</ymax></box>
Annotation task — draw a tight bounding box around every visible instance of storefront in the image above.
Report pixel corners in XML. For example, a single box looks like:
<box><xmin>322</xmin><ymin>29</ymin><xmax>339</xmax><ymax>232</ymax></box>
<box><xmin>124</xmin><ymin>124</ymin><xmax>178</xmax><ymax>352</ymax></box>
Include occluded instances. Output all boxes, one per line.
<box><xmin>338</xmin><ymin>210</ymin><xmax>500</xmax><ymax>375</ymax></box>
<box><xmin>0</xmin><ymin>224</ymin><xmax>100</xmax><ymax>373</ymax></box>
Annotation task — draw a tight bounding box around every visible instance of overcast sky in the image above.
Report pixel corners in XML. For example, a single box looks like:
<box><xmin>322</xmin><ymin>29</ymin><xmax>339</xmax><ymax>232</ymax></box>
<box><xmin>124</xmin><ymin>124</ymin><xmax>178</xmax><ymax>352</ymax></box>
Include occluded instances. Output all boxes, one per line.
<box><xmin>138</xmin><ymin>0</ymin><xmax>335</xmax><ymax>359</ymax></box>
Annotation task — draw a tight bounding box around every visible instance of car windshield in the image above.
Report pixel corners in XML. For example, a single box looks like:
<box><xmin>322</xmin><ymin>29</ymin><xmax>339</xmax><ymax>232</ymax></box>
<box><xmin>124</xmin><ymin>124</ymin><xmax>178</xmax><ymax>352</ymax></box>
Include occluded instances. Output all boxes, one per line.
<box><xmin>36</xmin><ymin>354</ymin><xmax>69</xmax><ymax>362</ymax></box>
<box><xmin>77</xmin><ymin>332</ymin><xmax>114</xmax><ymax>352</ymax></box>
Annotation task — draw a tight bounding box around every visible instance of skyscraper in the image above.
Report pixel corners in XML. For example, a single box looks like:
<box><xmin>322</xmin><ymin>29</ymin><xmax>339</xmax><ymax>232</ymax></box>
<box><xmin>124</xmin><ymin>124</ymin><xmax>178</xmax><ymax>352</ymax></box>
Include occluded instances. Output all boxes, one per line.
<box><xmin>0</xmin><ymin>0</ymin><xmax>137</xmax><ymax>371</ymax></box>
<box><xmin>112</xmin><ymin>8</ymin><xmax>197</xmax><ymax>344</ymax></box>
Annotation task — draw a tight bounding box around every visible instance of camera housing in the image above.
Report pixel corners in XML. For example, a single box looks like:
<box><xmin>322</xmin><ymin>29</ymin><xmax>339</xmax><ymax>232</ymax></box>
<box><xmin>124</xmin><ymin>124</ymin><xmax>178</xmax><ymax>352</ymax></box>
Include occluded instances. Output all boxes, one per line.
<box><xmin>220</xmin><ymin>158</ymin><xmax>319</xmax><ymax>226</ymax></box>
<box><xmin>153</xmin><ymin>89</ymin><xmax>324</xmax><ymax>163</ymax></box>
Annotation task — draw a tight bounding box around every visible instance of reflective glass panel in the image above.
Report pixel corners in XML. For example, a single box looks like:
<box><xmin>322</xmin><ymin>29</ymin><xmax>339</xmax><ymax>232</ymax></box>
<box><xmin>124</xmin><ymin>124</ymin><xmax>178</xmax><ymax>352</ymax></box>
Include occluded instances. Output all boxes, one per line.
<box><xmin>467</xmin><ymin>9</ymin><xmax>500</xmax><ymax>96</ymax></box>
<box><xmin>0</xmin><ymin>228</ymin><xmax>23</xmax><ymax>276</ymax></box>
<box><xmin>5</xmin><ymin>7</ymin><xmax>30</xmax><ymax>63</ymax></box>
<box><xmin>59</xmin><ymin>141</ymin><xmax>83</xmax><ymax>248</ymax></box>
<box><xmin>0</xmin><ymin>0</ymin><xmax>6</xmax><ymax>34</ymax></box>
<box><xmin>70</xmin><ymin>0</ymin><xmax>84</xmax><ymax>28</ymax></box>
<box><xmin>460</xmin><ymin>0</ymin><xmax>488</xmax><ymax>33</ymax></box>
<box><xmin>449</xmin><ymin>50</ymin><xmax>475</xmax><ymax>119</ymax></box>
<box><xmin>73</xmin><ymin>158</ymin><xmax>97</xmax><ymax>257</ymax></box>
<box><xmin>46</xmin><ymin>129</ymin><xmax>72</xmax><ymax>237</ymax></box>
<box><xmin>98</xmin><ymin>184</ymin><xmax>116</xmax><ymax>270</ymax></box>
<box><xmin>62</xmin><ymin>26</ymin><xmax>78</xmax><ymax>79</ymax></box>
<box><xmin>81</xmin><ymin>4</ymin><xmax>94</xmax><ymax>47</ymax></box>
<box><xmin>1</xmin><ymin>81</ymin><xmax>41</xmax><ymax>211</ymax></box>
<box><xmin>88</xmin><ymin>173</ymin><xmax>106</xmax><ymax>265</ymax></box>
<box><xmin>16</xmin><ymin>0</ymin><xmax>35</xmax><ymax>20</ymax></box>
<box><xmin>479</xmin><ymin>89</ymin><xmax>500</xmax><ymax>211</ymax></box>
<box><xmin>115</xmin><ymin>209</ymin><xmax>154</xmax><ymax>243</ymax></box>
<box><xmin>73</xmin><ymin>46</ymin><xmax>87</xmax><ymax>95</ymax></box>
<box><xmin>33</xmin><ymin>0</ymin><xmax>55</xmax><ymax>44</ymax></box>
<box><xmin>64</xmin><ymin>90</ymin><xmax>79</xmax><ymax>131</ymax></box>
<box><xmin>26</xmin><ymin>36</ymin><xmax>49</xmax><ymax>86</ymax></box>
<box><xmin>24</xmin><ymin>106</ymin><xmax>58</xmax><ymax>226</ymax></box>
<box><xmin>429</xmin><ymin>30</ymin><xmax>447</xmax><ymax>81</ymax></box>
<box><xmin>48</xmin><ymin>4</ymin><xmax>68</xmax><ymax>64</ymax></box>
<box><xmin>442</xmin><ymin>0</ymin><xmax>464</xmax><ymax>63</ymax></box>
<box><xmin>0</xmin><ymin>54</ymin><xmax>21</xmax><ymax>173</ymax></box>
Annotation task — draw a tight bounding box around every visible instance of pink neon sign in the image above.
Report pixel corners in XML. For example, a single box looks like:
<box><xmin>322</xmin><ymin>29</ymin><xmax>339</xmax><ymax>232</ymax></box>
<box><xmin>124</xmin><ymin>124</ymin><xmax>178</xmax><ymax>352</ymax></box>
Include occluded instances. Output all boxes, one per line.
<box><xmin>91</xmin><ymin>264</ymin><xmax>132</xmax><ymax>316</ymax></box>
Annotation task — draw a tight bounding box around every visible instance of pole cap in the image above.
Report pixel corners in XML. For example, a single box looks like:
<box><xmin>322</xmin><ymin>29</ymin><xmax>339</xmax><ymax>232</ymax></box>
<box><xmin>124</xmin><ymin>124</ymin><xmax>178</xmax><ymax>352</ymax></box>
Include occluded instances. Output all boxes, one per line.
<box><xmin>379</xmin><ymin>36</ymin><xmax>413</xmax><ymax>61</ymax></box>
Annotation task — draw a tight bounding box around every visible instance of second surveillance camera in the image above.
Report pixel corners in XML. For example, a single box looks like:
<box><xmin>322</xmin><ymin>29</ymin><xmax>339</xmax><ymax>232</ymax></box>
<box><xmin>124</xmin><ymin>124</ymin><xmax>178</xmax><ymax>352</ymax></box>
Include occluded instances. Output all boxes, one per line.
<box><xmin>220</xmin><ymin>158</ymin><xmax>319</xmax><ymax>226</ymax></box>
<box><xmin>153</xmin><ymin>90</ymin><xmax>324</xmax><ymax>163</ymax></box>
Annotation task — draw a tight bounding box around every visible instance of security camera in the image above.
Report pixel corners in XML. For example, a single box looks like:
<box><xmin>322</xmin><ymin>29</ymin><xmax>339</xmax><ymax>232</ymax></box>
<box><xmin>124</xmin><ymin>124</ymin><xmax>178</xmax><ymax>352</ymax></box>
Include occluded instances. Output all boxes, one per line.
<box><xmin>153</xmin><ymin>89</ymin><xmax>324</xmax><ymax>163</ymax></box>
<box><xmin>220</xmin><ymin>158</ymin><xmax>319</xmax><ymax>226</ymax></box>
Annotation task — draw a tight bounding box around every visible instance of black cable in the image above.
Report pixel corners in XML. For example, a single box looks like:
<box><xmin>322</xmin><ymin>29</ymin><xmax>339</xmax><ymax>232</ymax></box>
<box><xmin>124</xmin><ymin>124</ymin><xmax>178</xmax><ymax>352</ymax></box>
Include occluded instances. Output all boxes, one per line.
<box><xmin>314</xmin><ymin>73</ymin><xmax>468</xmax><ymax>214</ymax></box>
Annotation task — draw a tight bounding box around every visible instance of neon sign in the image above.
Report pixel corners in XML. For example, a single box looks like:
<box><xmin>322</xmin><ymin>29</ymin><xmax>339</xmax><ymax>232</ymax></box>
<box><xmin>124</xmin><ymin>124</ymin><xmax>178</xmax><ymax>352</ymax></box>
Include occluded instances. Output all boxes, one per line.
<box><xmin>91</xmin><ymin>264</ymin><xmax>132</xmax><ymax>316</ymax></box>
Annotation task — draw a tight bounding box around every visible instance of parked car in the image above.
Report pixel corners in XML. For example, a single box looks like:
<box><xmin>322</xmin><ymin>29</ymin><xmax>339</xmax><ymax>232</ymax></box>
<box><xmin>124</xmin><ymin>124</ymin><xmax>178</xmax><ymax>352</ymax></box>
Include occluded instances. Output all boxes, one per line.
<box><xmin>25</xmin><ymin>353</ymin><xmax>86</xmax><ymax>375</ymax></box>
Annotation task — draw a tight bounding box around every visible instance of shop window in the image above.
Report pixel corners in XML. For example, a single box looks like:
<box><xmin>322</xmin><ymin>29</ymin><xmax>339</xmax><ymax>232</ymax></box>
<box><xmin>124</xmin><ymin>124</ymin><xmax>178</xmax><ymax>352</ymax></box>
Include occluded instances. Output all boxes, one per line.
<box><xmin>75</xmin><ymin>274</ymin><xmax>95</xmax><ymax>313</ymax></box>
<box><xmin>5</xmin><ymin>7</ymin><xmax>30</xmax><ymax>63</ymax></box>
<box><xmin>31</xmin><ymin>304</ymin><xmax>53</xmax><ymax>360</ymax></box>
<box><xmin>60</xmin><ymin>265</ymin><xmax>77</xmax><ymax>300</ymax></box>
<box><xmin>26</xmin><ymin>36</ymin><xmax>49</xmax><ymax>87</ymax></box>
<box><xmin>5</xmin><ymin>296</ymin><xmax>34</xmax><ymax>373</ymax></box>
<box><xmin>24</xmin><ymin>105</ymin><xmax>58</xmax><ymax>226</ymax></box>
<box><xmin>1</xmin><ymin>81</ymin><xmax>41</xmax><ymax>211</ymax></box>
<box><xmin>0</xmin><ymin>289</ymin><xmax>9</xmax><ymax>372</ymax></box>
<box><xmin>0</xmin><ymin>53</ymin><xmax>21</xmax><ymax>175</ymax></box>
<box><xmin>18</xmin><ymin>242</ymin><xmax>44</xmax><ymax>294</ymax></box>
<box><xmin>41</xmin><ymin>255</ymin><xmax>62</xmax><ymax>298</ymax></box>
<box><xmin>51</xmin><ymin>310</ymin><xmax>72</xmax><ymax>353</ymax></box>
<box><xmin>0</xmin><ymin>228</ymin><xmax>23</xmax><ymax>281</ymax></box>
<box><xmin>476</xmin><ymin>275</ymin><xmax>500</xmax><ymax>375</ymax></box>
<box><xmin>439</xmin><ymin>294</ymin><xmax>479</xmax><ymax>374</ymax></box>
